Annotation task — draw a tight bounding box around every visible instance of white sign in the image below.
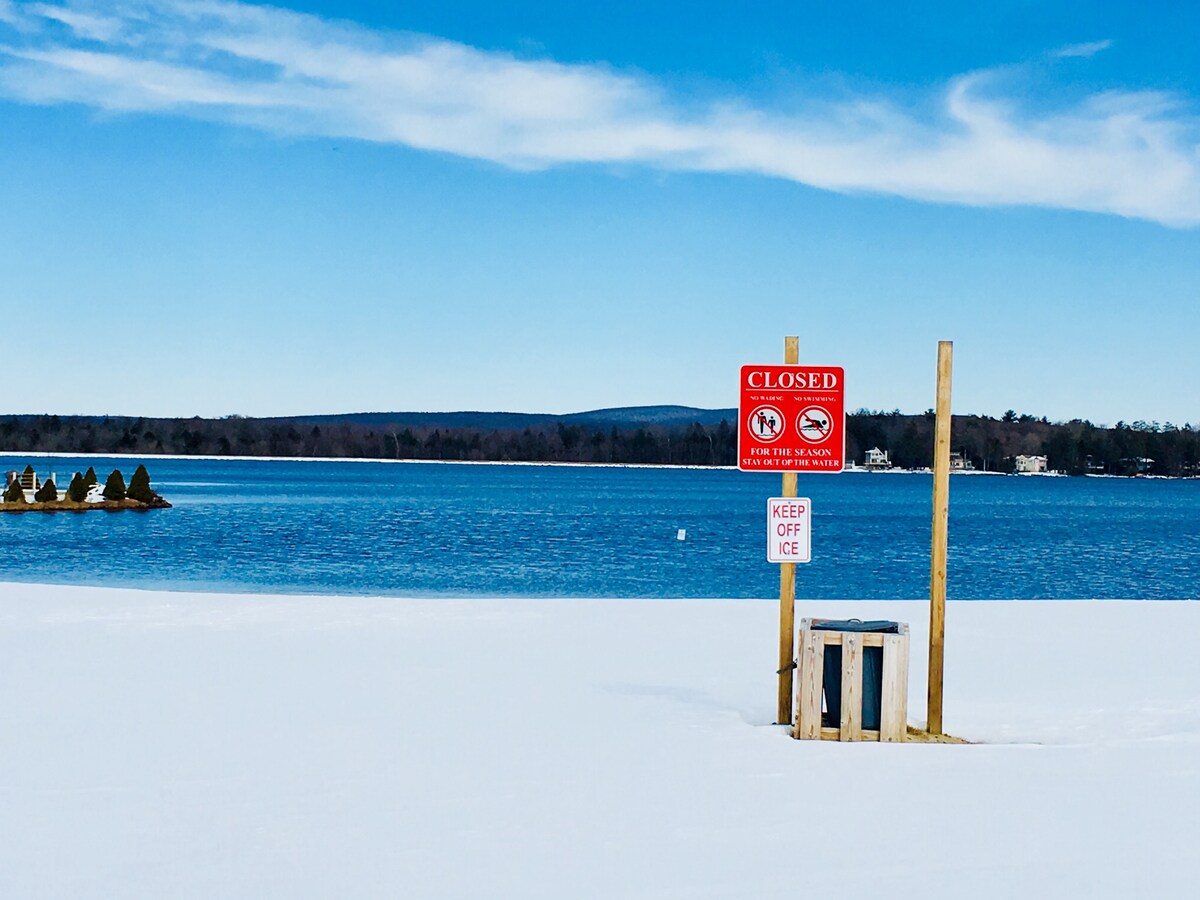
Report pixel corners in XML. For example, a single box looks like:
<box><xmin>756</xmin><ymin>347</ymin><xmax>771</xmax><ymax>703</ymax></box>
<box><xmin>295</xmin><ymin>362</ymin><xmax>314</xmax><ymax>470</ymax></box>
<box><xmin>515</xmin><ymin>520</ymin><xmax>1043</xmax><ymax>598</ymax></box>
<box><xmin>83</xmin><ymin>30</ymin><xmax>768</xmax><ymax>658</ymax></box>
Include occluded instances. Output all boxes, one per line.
<box><xmin>767</xmin><ymin>497</ymin><xmax>811</xmax><ymax>564</ymax></box>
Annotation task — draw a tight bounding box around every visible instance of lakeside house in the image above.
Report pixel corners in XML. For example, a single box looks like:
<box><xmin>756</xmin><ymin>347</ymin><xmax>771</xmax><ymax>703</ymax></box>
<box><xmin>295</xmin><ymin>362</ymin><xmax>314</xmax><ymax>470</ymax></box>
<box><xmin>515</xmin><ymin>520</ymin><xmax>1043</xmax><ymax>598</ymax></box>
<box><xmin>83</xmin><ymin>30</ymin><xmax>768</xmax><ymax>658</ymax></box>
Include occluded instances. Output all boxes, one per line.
<box><xmin>1014</xmin><ymin>455</ymin><xmax>1048</xmax><ymax>474</ymax></box>
<box><xmin>863</xmin><ymin>447</ymin><xmax>891</xmax><ymax>469</ymax></box>
<box><xmin>949</xmin><ymin>452</ymin><xmax>975</xmax><ymax>471</ymax></box>
<box><xmin>1120</xmin><ymin>456</ymin><xmax>1155</xmax><ymax>474</ymax></box>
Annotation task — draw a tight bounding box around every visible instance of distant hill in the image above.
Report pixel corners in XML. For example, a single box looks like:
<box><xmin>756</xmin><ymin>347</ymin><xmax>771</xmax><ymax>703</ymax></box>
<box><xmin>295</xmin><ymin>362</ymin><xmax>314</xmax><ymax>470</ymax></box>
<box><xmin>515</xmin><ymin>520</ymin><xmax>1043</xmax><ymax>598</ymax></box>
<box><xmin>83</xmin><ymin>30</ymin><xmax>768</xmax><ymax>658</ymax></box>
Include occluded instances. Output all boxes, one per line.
<box><xmin>268</xmin><ymin>405</ymin><xmax>738</xmax><ymax>431</ymax></box>
<box><xmin>562</xmin><ymin>406</ymin><xmax>737</xmax><ymax>427</ymax></box>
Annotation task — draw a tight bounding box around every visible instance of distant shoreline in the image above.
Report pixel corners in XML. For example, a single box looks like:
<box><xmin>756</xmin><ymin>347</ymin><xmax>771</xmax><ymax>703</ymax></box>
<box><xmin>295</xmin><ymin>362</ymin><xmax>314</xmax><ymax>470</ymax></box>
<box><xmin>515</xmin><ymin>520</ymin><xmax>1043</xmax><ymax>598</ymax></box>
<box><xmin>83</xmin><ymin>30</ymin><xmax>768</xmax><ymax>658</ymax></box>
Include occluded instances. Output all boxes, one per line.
<box><xmin>3</xmin><ymin>450</ymin><xmax>1195</xmax><ymax>479</ymax></box>
<box><xmin>4</xmin><ymin>409</ymin><xmax>1197</xmax><ymax>476</ymax></box>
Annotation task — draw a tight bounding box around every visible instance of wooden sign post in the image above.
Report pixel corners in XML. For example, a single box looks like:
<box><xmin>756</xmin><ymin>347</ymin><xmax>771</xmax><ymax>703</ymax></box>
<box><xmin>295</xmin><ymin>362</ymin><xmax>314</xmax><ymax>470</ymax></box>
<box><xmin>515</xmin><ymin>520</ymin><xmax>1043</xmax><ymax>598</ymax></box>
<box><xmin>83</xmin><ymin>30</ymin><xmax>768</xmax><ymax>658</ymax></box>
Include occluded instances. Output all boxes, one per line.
<box><xmin>777</xmin><ymin>335</ymin><xmax>799</xmax><ymax>725</ymax></box>
<box><xmin>739</xmin><ymin>336</ymin><xmax>843</xmax><ymax>726</ymax></box>
<box><xmin>927</xmin><ymin>341</ymin><xmax>953</xmax><ymax>735</ymax></box>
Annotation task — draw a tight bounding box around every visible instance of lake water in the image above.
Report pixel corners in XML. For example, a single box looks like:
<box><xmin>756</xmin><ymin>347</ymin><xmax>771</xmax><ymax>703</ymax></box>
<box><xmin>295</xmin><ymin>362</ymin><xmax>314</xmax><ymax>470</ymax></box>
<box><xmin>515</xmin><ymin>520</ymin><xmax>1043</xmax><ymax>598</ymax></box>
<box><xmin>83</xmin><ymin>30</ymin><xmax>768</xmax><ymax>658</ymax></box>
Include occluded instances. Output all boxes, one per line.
<box><xmin>2</xmin><ymin>455</ymin><xmax>1198</xmax><ymax>599</ymax></box>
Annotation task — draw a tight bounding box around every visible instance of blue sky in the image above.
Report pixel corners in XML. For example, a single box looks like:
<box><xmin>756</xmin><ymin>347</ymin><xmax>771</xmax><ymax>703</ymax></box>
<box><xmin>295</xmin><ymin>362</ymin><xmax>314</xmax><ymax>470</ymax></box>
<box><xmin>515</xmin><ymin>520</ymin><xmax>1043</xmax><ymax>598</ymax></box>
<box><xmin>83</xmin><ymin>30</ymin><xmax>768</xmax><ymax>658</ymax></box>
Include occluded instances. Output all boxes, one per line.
<box><xmin>2</xmin><ymin>1</ymin><xmax>1198</xmax><ymax>425</ymax></box>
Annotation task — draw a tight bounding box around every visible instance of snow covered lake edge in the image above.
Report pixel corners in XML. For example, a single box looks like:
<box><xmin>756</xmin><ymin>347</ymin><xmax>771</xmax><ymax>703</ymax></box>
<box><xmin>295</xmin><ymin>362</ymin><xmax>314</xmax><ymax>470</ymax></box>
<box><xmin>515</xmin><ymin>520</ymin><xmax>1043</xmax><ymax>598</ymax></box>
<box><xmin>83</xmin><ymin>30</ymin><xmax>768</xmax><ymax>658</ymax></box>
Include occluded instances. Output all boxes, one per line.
<box><xmin>2</xmin><ymin>582</ymin><xmax>1197</xmax><ymax>898</ymax></box>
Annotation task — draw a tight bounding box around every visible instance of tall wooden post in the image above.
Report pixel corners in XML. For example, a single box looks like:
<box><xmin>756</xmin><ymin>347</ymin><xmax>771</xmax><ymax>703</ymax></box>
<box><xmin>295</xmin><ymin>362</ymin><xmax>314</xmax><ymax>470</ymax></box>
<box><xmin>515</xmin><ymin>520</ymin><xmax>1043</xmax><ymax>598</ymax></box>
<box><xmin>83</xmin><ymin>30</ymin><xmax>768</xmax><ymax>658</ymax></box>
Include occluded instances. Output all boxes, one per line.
<box><xmin>777</xmin><ymin>335</ymin><xmax>799</xmax><ymax>725</ymax></box>
<box><xmin>927</xmin><ymin>341</ymin><xmax>953</xmax><ymax>734</ymax></box>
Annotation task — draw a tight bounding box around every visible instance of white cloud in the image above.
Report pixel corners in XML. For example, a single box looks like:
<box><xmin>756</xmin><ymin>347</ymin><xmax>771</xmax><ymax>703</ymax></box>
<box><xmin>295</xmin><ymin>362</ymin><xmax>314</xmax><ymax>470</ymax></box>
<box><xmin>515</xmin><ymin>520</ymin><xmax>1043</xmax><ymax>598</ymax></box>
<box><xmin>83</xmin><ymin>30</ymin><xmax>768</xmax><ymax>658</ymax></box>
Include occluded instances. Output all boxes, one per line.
<box><xmin>2</xmin><ymin>1</ymin><xmax>1198</xmax><ymax>225</ymax></box>
<box><xmin>26</xmin><ymin>2</ymin><xmax>123</xmax><ymax>40</ymax></box>
<box><xmin>1053</xmin><ymin>39</ymin><xmax>1114</xmax><ymax>59</ymax></box>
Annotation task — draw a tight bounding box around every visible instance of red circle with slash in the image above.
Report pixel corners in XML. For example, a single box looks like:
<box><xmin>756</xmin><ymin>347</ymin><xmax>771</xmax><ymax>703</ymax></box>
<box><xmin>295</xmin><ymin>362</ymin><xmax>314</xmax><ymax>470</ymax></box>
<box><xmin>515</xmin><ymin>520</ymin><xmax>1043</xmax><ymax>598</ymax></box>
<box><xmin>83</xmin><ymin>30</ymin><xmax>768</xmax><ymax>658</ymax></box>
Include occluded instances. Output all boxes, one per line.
<box><xmin>796</xmin><ymin>406</ymin><xmax>833</xmax><ymax>444</ymax></box>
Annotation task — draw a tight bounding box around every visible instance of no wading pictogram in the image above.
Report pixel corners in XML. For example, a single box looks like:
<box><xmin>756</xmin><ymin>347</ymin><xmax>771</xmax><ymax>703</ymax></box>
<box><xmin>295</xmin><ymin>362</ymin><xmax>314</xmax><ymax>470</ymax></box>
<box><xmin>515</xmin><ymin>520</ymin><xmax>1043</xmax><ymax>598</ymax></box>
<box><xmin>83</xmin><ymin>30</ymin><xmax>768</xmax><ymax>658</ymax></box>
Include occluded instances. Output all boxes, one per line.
<box><xmin>747</xmin><ymin>405</ymin><xmax>785</xmax><ymax>442</ymax></box>
<box><xmin>738</xmin><ymin>365</ymin><xmax>845</xmax><ymax>472</ymax></box>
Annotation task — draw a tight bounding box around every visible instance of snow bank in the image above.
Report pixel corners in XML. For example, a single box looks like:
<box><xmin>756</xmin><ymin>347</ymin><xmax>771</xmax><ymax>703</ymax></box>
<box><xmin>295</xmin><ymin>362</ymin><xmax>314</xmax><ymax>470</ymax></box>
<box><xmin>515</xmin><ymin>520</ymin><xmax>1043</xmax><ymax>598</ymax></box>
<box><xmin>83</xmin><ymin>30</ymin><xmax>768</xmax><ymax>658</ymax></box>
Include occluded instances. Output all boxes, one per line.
<box><xmin>1</xmin><ymin>583</ymin><xmax>1196</xmax><ymax>898</ymax></box>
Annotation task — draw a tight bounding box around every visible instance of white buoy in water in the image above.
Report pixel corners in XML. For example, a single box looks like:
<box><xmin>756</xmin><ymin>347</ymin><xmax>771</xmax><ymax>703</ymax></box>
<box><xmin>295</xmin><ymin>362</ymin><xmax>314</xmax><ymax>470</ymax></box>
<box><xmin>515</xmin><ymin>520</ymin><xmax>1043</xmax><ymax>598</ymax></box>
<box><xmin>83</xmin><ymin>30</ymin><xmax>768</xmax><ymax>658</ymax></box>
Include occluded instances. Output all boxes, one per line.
<box><xmin>676</xmin><ymin>529</ymin><xmax>687</xmax><ymax>541</ymax></box>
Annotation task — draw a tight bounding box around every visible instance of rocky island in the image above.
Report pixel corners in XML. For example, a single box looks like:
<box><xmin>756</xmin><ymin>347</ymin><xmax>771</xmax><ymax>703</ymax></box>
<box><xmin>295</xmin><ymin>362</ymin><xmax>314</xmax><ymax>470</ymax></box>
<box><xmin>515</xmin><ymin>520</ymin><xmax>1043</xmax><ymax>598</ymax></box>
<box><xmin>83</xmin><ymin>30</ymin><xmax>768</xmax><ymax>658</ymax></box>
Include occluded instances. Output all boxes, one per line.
<box><xmin>2</xmin><ymin>463</ymin><xmax>171</xmax><ymax>512</ymax></box>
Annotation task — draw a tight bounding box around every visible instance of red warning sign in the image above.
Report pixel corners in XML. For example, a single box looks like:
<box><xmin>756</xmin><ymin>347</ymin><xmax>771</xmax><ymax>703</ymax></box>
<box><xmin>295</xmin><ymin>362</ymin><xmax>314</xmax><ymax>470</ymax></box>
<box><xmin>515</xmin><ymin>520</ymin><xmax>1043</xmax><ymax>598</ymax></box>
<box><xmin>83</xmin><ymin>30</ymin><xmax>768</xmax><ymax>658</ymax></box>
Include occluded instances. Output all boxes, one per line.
<box><xmin>738</xmin><ymin>366</ymin><xmax>845</xmax><ymax>472</ymax></box>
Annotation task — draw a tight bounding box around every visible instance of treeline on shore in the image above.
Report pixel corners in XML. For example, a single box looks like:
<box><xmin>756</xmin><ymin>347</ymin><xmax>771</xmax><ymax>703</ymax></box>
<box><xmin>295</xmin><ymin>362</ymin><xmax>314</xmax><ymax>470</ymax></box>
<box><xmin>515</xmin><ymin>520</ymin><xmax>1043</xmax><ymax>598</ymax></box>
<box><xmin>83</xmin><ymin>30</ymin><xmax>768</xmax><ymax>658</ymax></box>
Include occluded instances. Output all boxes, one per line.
<box><xmin>2</xmin><ymin>411</ymin><xmax>1199</xmax><ymax>476</ymax></box>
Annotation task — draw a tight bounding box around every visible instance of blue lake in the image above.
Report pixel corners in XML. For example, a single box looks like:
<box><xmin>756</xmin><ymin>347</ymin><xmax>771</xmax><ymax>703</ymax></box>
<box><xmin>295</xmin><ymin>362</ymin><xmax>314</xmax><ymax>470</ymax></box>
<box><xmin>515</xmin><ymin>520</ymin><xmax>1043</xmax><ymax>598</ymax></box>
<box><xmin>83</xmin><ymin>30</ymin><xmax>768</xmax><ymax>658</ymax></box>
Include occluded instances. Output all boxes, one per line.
<box><xmin>2</xmin><ymin>455</ymin><xmax>1198</xmax><ymax>599</ymax></box>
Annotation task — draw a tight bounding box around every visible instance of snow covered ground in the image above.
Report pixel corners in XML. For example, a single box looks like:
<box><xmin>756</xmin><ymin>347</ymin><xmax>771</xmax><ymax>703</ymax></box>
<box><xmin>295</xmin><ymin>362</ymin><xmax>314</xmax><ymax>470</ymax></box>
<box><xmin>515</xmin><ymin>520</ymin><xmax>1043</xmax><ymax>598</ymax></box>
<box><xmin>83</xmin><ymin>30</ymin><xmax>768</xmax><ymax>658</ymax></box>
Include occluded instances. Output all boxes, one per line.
<box><xmin>2</xmin><ymin>583</ymin><xmax>1197</xmax><ymax>898</ymax></box>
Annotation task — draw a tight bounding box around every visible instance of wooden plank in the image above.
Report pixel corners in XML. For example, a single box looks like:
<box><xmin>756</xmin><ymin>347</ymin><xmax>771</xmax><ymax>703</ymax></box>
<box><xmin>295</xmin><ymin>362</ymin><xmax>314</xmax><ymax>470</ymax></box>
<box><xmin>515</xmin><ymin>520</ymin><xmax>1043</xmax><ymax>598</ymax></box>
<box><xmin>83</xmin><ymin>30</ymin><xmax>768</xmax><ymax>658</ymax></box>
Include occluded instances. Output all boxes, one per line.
<box><xmin>928</xmin><ymin>340</ymin><xmax>953</xmax><ymax>735</ymax></box>
<box><xmin>776</xmin><ymin>335</ymin><xmax>800</xmax><ymax>726</ymax></box>
<box><xmin>784</xmin><ymin>336</ymin><xmax>799</xmax><ymax>365</ymax></box>
<box><xmin>777</xmin><ymin>557</ymin><xmax>795</xmax><ymax>725</ymax></box>
<box><xmin>794</xmin><ymin>628</ymin><xmax>824</xmax><ymax>739</ymax></box>
<box><xmin>840</xmin><ymin>632</ymin><xmax>863</xmax><ymax>741</ymax></box>
<box><xmin>880</xmin><ymin>632</ymin><xmax>910</xmax><ymax>742</ymax></box>
<box><xmin>897</xmin><ymin>625</ymin><xmax>910</xmax><ymax>740</ymax></box>
<box><xmin>820</xmin><ymin>728</ymin><xmax>880</xmax><ymax>741</ymax></box>
<box><xmin>806</xmin><ymin>628</ymin><xmax>883</xmax><ymax>647</ymax></box>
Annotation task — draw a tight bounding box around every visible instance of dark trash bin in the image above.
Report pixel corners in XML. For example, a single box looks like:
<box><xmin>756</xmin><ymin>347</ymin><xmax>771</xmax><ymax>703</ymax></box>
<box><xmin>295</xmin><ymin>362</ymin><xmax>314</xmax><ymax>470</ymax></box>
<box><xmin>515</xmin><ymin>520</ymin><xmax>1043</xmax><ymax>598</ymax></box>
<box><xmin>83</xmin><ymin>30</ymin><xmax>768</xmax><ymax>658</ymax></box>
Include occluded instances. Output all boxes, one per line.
<box><xmin>811</xmin><ymin>619</ymin><xmax>900</xmax><ymax>731</ymax></box>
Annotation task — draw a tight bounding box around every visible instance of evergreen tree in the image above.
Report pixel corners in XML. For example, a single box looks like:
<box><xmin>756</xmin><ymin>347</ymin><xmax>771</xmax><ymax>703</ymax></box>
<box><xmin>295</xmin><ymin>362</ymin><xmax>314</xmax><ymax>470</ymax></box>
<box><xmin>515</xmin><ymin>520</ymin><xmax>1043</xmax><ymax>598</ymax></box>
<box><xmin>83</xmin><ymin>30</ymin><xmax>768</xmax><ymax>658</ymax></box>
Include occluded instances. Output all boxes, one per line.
<box><xmin>67</xmin><ymin>472</ymin><xmax>88</xmax><ymax>503</ymax></box>
<box><xmin>83</xmin><ymin>466</ymin><xmax>98</xmax><ymax>487</ymax></box>
<box><xmin>103</xmin><ymin>469</ymin><xmax>126</xmax><ymax>501</ymax></box>
<box><xmin>126</xmin><ymin>464</ymin><xmax>158</xmax><ymax>503</ymax></box>
<box><xmin>34</xmin><ymin>478</ymin><xmax>57</xmax><ymax>503</ymax></box>
<box><xmin>4</xmin><ymin>478</ymin><xmax>25</xmax><ymax>503</ymax></box>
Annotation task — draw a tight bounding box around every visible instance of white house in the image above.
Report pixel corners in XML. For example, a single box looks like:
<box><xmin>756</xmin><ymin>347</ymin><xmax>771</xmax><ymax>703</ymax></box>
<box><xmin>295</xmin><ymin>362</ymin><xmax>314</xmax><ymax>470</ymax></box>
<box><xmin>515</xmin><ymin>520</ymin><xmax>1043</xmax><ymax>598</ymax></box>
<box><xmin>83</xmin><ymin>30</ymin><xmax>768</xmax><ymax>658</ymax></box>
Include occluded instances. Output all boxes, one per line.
<box><xmin>1014</xmin><ymin>455</ymin><xmax>1048</xmax><ymax>474</ymax></box>
<box><xmin>949</xmin><ymin>452</ymin><xmax>975</xmax><ymax>471</ymax></box>
<box><xmin>864</xmin><ymin>447</ymin><xmax>890</xmax><ymax>468</ymax></box>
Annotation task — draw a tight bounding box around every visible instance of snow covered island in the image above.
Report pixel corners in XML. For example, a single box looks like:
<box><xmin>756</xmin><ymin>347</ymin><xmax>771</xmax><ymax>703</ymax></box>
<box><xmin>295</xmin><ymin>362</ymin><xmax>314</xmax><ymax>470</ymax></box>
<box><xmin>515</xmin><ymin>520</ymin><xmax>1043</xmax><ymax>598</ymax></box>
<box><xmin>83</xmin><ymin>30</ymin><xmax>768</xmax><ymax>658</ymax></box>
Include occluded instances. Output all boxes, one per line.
<box><xmin>2</xmin><ymin>463</ymin><xmax>170</xmax><ymax>511</ymax></box>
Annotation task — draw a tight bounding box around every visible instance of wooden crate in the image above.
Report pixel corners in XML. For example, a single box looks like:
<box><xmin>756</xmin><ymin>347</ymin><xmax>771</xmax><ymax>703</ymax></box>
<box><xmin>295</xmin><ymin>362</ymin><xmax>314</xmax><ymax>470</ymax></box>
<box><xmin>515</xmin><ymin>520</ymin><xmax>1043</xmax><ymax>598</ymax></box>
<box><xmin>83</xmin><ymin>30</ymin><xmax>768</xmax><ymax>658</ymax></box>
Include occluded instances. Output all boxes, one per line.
<box><xmin>793</xmin><ymin>618</ymin><xmax>909</xmax><ymax>742</ymax></box>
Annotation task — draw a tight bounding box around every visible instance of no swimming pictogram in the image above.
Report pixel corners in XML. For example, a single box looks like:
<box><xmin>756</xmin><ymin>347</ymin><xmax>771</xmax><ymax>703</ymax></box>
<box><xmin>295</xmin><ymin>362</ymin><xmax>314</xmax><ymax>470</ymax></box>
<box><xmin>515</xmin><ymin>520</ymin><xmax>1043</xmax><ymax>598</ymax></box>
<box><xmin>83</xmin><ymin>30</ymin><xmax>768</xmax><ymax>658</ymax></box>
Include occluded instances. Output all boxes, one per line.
<box><xmin>796</xmin><ymin>406</ymin><xmax>833</xmax><ymax>443</ymax></box>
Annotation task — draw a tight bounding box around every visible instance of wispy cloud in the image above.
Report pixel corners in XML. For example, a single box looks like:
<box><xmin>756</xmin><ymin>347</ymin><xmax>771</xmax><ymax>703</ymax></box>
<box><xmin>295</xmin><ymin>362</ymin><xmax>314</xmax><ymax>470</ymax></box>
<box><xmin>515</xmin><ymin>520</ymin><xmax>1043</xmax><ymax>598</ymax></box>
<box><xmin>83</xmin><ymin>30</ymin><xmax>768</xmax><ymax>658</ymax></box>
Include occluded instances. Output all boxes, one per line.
<box><xmin>2</xmin><ymin>1</ymin><xmax>1198</xmax><ymax>225</ymax></box>
<box><xmin>1053</xmin><ymin>39</ymin><xmax>1114</xmax><ymax>59</ymax></box>
<box><xmin>0</xmin><ymin>0</ymin><xmax>24</xmax><ymax>26</ymax></box>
